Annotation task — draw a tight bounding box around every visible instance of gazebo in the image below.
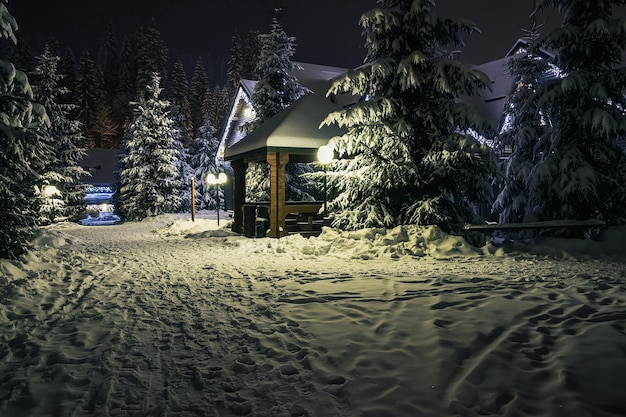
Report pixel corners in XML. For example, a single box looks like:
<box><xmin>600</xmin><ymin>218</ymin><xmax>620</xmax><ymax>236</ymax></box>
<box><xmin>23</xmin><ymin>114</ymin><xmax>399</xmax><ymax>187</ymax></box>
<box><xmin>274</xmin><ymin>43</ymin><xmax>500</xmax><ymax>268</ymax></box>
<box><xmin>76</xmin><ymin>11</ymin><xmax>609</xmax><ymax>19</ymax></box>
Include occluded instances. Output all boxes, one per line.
<box><xmin>224</xmin><ymin>92</ymin><xmax>346</xmax><ymax>238</ymax></box>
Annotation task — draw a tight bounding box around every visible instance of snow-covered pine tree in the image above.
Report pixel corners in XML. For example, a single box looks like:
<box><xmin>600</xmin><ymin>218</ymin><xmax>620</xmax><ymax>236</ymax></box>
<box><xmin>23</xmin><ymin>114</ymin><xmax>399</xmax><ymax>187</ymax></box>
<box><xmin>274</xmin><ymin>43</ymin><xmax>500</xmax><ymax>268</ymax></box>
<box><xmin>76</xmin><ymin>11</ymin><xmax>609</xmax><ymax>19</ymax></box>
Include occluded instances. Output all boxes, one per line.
<box><xmin>31</xmin><ymin>41</ymin><xmax>88</xmax><ymax>224</ymax></box>
<box><xmin>4</xmin><ymin>29</ymin><xmax>34</xmax><ymax>74</ymax></box>
<box><xmin>243</xmin><ymin>30</ymin><xmax>261</xmax><ymax>80</ymax></box>
<box><xmin>58</xmin><ymin>47</ymin><xmax>77</xmax><ymax>108</ymax></box>
<box><xmin>0</xmin><ymin>1</ymin><xmax>52</xmax><ymax>259</ymax></box>
<box><xmin>189</xmin><ymin>119</ymin><xmax>222</xmax><ymax>210</ymax></box>
<box><xmin>94</xmin><ymin>22</ymin><xmax>124</xmax><ymax>149</ymax></box>
<box><xmin>75</xmin><ymin>49</ymin><xmax>103</xmax><ymax>148</ymax></box>
<box><xmin>322</xmin><ymin>0</ymin><xmax>498</xmax><ymax>232</ymax></box>
<box><xmin>227</xmin><ymin>30</ymin><xmax>243</xmax><ymax>95</ymax></box>
<box><xmin>493</xmin><ymin>24</ymin><xmax>551</xmax><ymax>224</ymax></box>
<box><xmin>171</xmin><ymin>118</ymin><xmax>193</xmax><ymax>213</ymax></box>
<box><xmin>207</xmin><ymin>84</ymin><xmax>230</xmax><ymax>134</ymax></box>
<box><xmin>118</xmin><ymin>72</ymin><xmax>182</xmax><ymax>221</ymax></box>
<box><xmin>98</xmin><ymin>22</ymin><xmax>120</xmax><ymax>98</ymax></box>
<box><xmin>169</xmin><ymin>60</ymin><xmax>193</xmax><ymax>146</ymax></box>
<box><xmin>190</xmin><ymin>57</ymin><xmax>209</xmax><ymax>137</ymax></box>
<box><xmin>245</xmin><ymin>13</ymin><xmax>312</xmax><ymax>202</ymax></box>
<box><xmin>248</xmin><ymin>15</ymin><xmax>306</xmax><ymax>129</ymax></box>
<box><xmin>133</xmin><ymin>19</ymin><xmax>168</xmax><ymax>99</ymax></box>
<box><xmin>529</xmin><ymin>0</ymin><xmax>626</xmax><ymax>223</ymax></box>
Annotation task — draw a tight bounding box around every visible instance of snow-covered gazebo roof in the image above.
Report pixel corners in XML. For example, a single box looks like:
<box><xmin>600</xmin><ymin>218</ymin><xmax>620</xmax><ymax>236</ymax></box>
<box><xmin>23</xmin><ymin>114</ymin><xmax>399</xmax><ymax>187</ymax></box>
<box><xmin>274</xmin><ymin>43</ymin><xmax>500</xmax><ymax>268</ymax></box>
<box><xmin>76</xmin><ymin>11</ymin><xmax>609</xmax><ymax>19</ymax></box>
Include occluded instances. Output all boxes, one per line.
<box><xmin>224</xmin><ymin>92</ymin><xmax>346</xmax><ymax>162</ymax></box>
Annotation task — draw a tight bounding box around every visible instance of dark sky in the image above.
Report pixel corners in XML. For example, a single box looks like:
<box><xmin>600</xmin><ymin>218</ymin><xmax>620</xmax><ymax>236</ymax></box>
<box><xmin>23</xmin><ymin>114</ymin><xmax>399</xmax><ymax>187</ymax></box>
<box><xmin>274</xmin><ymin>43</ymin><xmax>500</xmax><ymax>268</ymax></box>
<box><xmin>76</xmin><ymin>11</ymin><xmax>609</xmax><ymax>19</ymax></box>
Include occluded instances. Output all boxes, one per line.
<box><xmin>7</xmin><ymin>1</ymin><xmax>626</xmax><ymax>69</ymax></box>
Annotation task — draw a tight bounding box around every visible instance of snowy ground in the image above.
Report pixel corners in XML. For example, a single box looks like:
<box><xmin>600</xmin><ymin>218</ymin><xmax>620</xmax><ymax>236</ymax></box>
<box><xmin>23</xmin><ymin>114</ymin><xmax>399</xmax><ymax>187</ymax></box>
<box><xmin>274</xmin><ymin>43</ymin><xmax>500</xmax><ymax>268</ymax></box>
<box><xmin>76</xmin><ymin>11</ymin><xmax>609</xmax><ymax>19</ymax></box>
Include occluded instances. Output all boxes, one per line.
<box><xmin>1</xmin><ymin>212</ymin><xmax>626</xmax><ymax>417</ymax></box>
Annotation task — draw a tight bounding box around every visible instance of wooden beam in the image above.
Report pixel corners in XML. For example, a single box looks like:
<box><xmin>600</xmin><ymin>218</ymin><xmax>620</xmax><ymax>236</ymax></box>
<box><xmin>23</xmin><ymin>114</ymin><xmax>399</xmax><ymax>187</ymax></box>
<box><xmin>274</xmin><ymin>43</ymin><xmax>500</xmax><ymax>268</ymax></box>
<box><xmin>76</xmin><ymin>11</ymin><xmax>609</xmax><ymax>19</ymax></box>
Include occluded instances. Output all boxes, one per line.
<box><xmin>267</xmin><ymin>152</ymin><xmax>289</xmax><ymax>238</ymax></box>
<box><xmin>464</xmin><ymin>219</ymin><xmax>606</xmax><ymax>231</ymax></box>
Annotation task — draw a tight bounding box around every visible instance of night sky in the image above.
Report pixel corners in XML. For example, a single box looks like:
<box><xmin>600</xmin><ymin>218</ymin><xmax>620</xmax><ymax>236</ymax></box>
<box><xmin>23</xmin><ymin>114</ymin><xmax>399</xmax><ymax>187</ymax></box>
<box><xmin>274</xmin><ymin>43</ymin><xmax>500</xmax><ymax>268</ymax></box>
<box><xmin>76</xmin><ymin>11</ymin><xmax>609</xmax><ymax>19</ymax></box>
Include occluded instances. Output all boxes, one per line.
<box><xmin>7</xmin><ymin>1</ymin><xmax>626</xmax><ymax>69</ymax></box>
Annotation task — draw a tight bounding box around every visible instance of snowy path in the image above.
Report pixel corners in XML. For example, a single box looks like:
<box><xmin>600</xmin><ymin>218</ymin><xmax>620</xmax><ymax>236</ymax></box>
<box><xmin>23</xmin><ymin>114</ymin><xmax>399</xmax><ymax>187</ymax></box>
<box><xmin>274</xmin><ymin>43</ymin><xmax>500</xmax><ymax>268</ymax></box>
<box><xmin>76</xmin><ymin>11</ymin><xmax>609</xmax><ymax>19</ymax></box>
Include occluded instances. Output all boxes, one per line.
<box><xmin>1</xmin><ymin>216</ymin><xmax>626</xmax><ymax>417</ymax></box>
<box><xmin>1</xmin><ymin>221</ymin><xmax>348</xmax><ymax>416</ymax></box>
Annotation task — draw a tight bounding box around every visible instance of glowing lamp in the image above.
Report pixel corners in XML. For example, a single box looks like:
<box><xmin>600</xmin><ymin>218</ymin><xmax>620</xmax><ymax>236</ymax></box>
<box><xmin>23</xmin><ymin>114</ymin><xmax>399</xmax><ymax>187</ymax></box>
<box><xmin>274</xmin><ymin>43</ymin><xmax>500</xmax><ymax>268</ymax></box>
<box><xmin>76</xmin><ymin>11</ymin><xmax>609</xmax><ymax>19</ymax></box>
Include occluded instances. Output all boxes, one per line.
<box><xmin>43</xmin><ymin>185</ymin><xmax>60</xmax><ymax>197</ymax></box>
<box><xmin>317</xmin><ymin>145</ymin><xmax>334</xmax><ymax>165</ymax></box>
<box><xmin>206</xmin><ymin>172</ymin><xmax>227</xmax><ymax>225</ymax></box>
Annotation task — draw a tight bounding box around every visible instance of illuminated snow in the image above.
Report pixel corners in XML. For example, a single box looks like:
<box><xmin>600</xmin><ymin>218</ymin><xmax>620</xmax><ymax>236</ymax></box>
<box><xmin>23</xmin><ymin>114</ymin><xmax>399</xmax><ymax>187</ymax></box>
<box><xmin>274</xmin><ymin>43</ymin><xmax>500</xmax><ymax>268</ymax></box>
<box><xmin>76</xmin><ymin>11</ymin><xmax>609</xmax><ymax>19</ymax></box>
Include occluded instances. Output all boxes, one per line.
<box><xmin>1</xmin><ymin>212</ymin><xmax>625</xmax><ymax>416</ymax></box>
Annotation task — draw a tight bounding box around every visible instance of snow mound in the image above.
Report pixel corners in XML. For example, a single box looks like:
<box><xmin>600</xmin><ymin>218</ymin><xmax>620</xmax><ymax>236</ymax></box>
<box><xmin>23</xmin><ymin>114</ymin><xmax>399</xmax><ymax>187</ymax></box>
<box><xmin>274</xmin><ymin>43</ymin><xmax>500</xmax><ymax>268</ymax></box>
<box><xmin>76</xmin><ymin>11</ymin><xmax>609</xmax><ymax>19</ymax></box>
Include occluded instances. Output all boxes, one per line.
<box><xmin>321</xmin><ymin>224</ymin><xmax>482</xmax><ymax>259</ymax></box>
<box><xmin>147</xmin><ymin>216</ymin><xmax>626</xmax><ymax>261</ymax></box>
<box><xmin>153</xmin><ymin>217</ymin><xmax>239</xmax><ymax>238</ymax></box>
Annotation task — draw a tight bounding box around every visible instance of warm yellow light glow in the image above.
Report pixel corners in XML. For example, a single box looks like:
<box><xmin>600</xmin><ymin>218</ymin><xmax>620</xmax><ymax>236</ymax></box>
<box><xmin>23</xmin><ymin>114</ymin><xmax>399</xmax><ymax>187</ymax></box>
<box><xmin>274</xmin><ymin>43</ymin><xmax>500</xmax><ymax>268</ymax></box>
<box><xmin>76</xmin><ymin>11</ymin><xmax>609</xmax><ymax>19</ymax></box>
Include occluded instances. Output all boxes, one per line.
<box><xmin>317</xmin><ymin>145</ymin><xmax>334</xmax><ymax>165</ymax></box>
<box><xmin>206</xmin><ymin>172</ymin><xmax>227</xmax><ymax>185</ymax></box>
<box><xmin>44</xmin><ymin>185</ymin><xmax>60</xmax><ymax>197</ymax></box>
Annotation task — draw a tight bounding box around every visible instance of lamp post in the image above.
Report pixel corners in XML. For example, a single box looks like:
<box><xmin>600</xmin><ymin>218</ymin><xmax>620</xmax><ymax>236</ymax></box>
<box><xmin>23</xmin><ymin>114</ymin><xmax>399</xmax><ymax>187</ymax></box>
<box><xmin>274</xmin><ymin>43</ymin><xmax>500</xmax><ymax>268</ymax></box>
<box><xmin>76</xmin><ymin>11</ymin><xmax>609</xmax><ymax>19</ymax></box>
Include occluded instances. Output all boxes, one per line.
<box><xmin>317</xmin><ymin>145</ymin><xmax>334</xmax><ymax>216</ymax></box>
<box><xmin>206</xmin><ymin>172</ymin><xmax>227</xmax><ymax>225</ymax></box>
<box><xmin>191</xmin><ymin>177</ymin><xmax>196</xmax><ymax>222</ymax></box>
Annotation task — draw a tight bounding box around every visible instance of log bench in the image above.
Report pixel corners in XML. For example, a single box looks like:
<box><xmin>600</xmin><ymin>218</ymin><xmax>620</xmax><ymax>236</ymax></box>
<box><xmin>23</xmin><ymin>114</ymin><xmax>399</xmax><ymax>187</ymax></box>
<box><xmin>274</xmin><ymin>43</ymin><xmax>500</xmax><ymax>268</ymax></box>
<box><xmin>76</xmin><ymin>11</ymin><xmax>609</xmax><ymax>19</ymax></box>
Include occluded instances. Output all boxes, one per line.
<box><xmin>464</xmin><ymin>219</ymin><xmax>606</xmax><ymax>238</ymax></box>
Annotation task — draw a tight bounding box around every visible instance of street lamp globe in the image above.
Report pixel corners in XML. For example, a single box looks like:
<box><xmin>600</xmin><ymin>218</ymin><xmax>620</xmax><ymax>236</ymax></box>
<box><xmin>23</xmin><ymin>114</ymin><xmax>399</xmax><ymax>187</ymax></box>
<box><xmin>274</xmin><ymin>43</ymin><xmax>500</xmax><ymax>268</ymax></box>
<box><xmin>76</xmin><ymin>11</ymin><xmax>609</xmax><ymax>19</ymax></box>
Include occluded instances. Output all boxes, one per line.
<box><xmin>317</xmin><ymin>145</ymin><xmax>333</xmax><ymax>165</ymax></box>
<box><xmin>206</xmin><ymin>172</ymin><xmax>227</xmax><ymax>185</ymax></box>
<box><xmin>43</xmin><ymin>185</ymin><xmax>60</xmax><ymax>197</ymax></box>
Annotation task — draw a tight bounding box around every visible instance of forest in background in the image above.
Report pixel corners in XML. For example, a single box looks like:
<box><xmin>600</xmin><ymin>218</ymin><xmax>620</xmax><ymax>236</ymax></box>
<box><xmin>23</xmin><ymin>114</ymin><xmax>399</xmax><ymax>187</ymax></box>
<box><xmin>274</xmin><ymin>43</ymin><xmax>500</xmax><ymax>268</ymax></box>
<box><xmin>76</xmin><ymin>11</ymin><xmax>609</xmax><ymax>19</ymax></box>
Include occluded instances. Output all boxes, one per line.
<box><xmin>0</xmin><ymin>18</ymin><xmax>262</xmax><ymax>149</ymax></box>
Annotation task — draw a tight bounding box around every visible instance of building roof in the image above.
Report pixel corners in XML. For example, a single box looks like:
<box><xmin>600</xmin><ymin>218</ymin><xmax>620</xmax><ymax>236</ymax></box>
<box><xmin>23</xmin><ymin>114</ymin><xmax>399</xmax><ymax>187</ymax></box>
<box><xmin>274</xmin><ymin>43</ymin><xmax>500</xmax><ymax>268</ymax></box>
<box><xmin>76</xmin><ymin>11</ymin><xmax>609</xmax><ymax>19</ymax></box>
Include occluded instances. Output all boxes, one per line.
<box><xmin>294</xmin><ymin>62</ymin><xmax>350</xmax><ymax>96</ymax></box>
<box><xmin>224</xmin><ymin>92</ymin><xmax>346</xmax><ymax>162</ymax></box>
<box><xmin>465</xmin><ymin>39</ymin><xmax>558</xmax><ymax>133</ymax></box>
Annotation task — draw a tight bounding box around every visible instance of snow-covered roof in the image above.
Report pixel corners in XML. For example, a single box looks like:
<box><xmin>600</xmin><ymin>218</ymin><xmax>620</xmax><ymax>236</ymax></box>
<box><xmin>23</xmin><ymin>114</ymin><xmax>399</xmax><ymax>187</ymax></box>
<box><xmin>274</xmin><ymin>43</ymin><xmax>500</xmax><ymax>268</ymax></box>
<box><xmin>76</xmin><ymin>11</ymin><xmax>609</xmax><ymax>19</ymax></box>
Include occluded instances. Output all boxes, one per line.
<box><xmin>465</xmin><ymin>56</ymin><xmax>514</xmax><ymax>130</ymax></box>
<box><xmin>224</xmin><ymin>92</ymin><xmax>346</xmax><ymax>161</ymax></box>
<box><xmin>218</xmin><ymin>62</ymin><xmax>355</xmax><ymax>164</ymax></box>
<box><xmin>294</xmin><ymin>62</ymin><xmax>349</xmax><ymax>95</ymax></box>
<box><xmin>240</xmin><ymin>79</ymin><xmax>258</xmax><ymax>97</ymax></box>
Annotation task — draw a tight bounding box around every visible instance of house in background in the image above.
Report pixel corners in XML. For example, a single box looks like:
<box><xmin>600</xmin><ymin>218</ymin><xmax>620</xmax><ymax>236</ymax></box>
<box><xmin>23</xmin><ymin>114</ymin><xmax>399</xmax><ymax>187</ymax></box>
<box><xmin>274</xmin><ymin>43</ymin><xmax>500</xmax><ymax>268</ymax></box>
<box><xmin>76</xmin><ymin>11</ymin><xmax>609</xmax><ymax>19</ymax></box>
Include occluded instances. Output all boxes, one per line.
<box><xmin>79</xmin><ymin>148</ymin><xmax>120</xmax><ymax>221</ymax></box>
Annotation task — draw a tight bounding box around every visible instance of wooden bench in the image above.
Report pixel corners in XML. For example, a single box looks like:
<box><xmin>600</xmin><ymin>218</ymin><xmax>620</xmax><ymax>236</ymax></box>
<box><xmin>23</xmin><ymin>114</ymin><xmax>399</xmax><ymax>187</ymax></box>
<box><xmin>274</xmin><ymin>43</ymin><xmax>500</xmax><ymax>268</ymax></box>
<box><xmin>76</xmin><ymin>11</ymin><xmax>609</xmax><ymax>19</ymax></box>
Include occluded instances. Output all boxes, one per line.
<box><xmin>284</xmin><ymin>202</ymin><xmax>329</xmax><ymax>237</ymax></box>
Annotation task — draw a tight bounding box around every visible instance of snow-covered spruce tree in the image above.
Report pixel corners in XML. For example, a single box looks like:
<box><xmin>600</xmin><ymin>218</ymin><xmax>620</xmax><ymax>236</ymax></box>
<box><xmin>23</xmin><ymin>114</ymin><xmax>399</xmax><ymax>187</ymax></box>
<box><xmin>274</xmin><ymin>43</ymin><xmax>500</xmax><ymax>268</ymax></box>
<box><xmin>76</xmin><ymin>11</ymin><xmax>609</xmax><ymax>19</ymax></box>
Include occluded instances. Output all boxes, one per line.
<box><xmin>118</xmin><ymin>73</ymin><xmax>181</xmax><ymax>221</ymax></box>
<box><xmin>322</xmin><ymin>0</ymin><xmax>498</xmax><ymax>232</ymax></box>
<box><xmin>493</xmin><ymin>24</ymin><xmax>551</xmax><ymax>224</ymax></box>
<box><xmin>245</xmin><ymin>14</ymin><xmax>312</xmax><ymax>202</ymax></box>
<box><xmin>207</xmin><ymin>84</ymin><xmax>230</xmax><ymax>135</ymax></box>
<box><xmin>58</xmin><ymin>47</ymin><xmax>77</xmax><ymax>106</ymax></box>
<box><xmin>189</xmin><ymin>120</ymin><xmax>222</xmax><ymax>210</ymax></box>
<box><xmin>98</xmin><ymin>22</ymin><xmax>120</xmax><ymax>98</ymax></box>
<box><xmin>190</xmin><ymin>57</ymin><xmax>209</xmax><ymax>136</ymax></box>
<box><xmin>169</xmin><ymin>60</ymin><xmax>193</xmax><ymax>146</ymax></box>
<box><xmin>75</xmin><ymin>49</ymin><xmax>103</xmax><ymax>148</ymax></box>
<box><xmin>171</xmin><ymin>119</ymin><xmax>193</xmax><ymax>213</ymax></box>
<box><xmin>0</xmin><ymin>1</ymin><xmax>52</xmax><ymax>259</ymax></box>
<box><xmin>94</xmin><ymin>22</ymin><xmax>124</xmax><ymax>149</ymax></box>
<box><xmin>227</xmin><ymin>30</ymin><xmax>243</xmax><ymax>95</ymax></box>
<box><xmin>528</xmin><ymin>0</ymin><xmax>626</xmax><ymax>223</ymax></box>
<box><xmin>243</xmin><ymin>30</ymin><xmax>261</xmax><ymax>80</ymax></box>
<box><xmin>31</xmin><ymin>41</ymin><xmax>88</xmax><ymax>224</ymax></box>
<box><xmin>133</xmin><ymin>19</ymin><xmax>168</xmax><ymax>100</ymax></box>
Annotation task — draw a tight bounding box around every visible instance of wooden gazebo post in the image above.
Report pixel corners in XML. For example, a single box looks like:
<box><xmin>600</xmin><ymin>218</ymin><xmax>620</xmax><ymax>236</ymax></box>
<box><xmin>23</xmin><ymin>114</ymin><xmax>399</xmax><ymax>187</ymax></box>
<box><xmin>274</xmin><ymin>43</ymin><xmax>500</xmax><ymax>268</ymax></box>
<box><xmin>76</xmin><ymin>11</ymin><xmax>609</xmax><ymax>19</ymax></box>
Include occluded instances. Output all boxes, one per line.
<box><xmin>267</xmin><ymin>151</ymin><xmax>289</xmax><ymax>238</ymax></box>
